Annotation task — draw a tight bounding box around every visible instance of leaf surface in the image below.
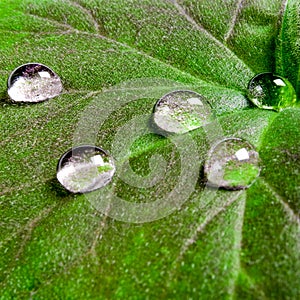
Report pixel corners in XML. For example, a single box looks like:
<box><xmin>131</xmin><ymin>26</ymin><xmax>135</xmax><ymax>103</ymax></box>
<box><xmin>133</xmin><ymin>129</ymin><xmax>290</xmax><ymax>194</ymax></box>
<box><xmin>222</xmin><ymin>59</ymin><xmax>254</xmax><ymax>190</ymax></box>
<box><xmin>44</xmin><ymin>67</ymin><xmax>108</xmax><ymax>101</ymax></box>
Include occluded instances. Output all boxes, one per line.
<box><xmin>0</xmin><ymin>0</ymin><xmax>299</xmax><ymax>299</ymax></box>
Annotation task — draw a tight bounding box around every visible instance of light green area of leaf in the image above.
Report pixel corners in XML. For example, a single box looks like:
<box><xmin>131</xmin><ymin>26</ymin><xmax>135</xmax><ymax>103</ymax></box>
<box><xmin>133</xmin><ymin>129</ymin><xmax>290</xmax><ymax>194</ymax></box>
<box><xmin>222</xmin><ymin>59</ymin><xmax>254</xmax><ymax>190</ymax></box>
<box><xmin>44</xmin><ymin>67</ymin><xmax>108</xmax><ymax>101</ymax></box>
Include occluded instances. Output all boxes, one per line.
<box><xmin>260</xmin><ymin>108</ymin><xmax>300</xmax><ymax>212</ymax></box>
<box><xmin>0</xmin><ymin>0</ymin><xmax>299</xmax><ymax>299</ymax></box>
<box><xmin>238</xmin><ymin>178</ymin><xmax>300</xmax><ymax>299</ymax></box>
<box><xmin>276</xmin><ymin>0</ymin><xmax>300</xmax><ymax>97</ymax></box>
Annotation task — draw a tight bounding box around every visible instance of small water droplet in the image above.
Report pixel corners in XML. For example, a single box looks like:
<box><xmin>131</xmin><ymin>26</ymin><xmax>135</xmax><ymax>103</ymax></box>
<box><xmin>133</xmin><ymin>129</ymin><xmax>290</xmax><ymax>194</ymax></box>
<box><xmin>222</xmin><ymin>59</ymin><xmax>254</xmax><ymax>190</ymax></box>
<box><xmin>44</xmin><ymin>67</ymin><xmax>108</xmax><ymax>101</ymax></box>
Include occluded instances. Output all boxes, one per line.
<box><xmin>7</xmin><ymin>63</ymin><xmax>63</xmax><ymax>103</ymax></box>
<box><xmin>204</xmin><ymin>138</ymin><xmax>260</xmax><ymax>190</ymax></box>
<box><xmin>248</xmin><ymin>72</ymin><xmax>297</xmax><ymax>111</ymax></box>
<box><xmin>57</xmin><ymin>145</ymin><xmax>115</xmax><ymax>193</ymax></box>
<box><xmin>153</xmin><ymin>90</ymin><xmax>212</xmax><ymax>134</ymax></box>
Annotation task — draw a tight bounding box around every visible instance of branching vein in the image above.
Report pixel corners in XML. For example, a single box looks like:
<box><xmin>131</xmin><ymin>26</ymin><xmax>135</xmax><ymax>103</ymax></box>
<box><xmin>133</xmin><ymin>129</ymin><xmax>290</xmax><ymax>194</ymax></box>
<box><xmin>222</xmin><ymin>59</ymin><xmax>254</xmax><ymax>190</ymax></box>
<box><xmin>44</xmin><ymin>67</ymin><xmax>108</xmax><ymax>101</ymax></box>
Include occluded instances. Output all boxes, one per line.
<box><xmin>261</xmin><ymin>179</ymin><xmax>300</xmax><ymax>227</ymax></box>
<box><xmin>167</xmin><ymin>0</ymin><xmax>252</xmax><ymax>72</ymax></box>
<box><xmin>14</xmin><ymin>205</ymin><xmax>56</xmax><ymax>259</ymax></box>
<box><xmin>224</xmin><ymin>0</ymin><xmax>245</xmax><ymax>42</ymax></box>
<box><xmin>24</xmin><ymin>13</ymin><xmax>202</xmax><ymax>85</ymax></box>
<box><xmin>67</xmin><ymin>0</ymin><xmax>100</xmax><ymax>33</ymax></box>
<box><xmin>176</xmin><ymin>190</ymin><xmax>243</xmax><ymax>264</ymax></box>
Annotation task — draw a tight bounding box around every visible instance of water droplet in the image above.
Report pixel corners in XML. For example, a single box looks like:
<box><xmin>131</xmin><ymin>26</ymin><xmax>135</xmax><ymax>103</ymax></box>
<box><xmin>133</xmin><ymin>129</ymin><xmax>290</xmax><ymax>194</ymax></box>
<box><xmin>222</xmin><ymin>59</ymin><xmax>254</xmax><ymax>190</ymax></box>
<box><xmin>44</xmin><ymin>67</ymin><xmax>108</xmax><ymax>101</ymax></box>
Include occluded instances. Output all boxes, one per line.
<box><xmin>7</xmin><ymin>63</ymin><xmax>63</xmax><ymax>103</ymax></box>
<box><xmin>153</xmin><ymin>90</ymin><xmax>212</xmax><ymax>134</ymax></box>
<box><xmin>248</xmin><ymin>73</ymin><xmax>297</xmax><ymax>111</ymax></box>
<box><xmin>57</xmin><ymin>145</ymin><xmax>115</xmax><ymax>193</ymax></box>
<box><xmin>204</xmin><ymin>138</ymin><xmax>260</xmax><ymax>190</ymax></box>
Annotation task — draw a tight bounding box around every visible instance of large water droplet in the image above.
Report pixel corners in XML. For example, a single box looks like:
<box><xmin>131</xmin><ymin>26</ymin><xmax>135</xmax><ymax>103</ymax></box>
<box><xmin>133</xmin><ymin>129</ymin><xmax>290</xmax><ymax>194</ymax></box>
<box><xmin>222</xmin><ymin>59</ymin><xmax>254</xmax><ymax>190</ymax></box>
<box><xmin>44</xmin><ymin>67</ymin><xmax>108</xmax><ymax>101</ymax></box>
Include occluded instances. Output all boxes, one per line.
<box><xmin>204</xmin><ymin>138</ymin><xmax>260</xmax><ymax>190</ymax></box>
<box><xmin>248</xmin><ymin>72</ymin><xmax>297</xmax><ymax>111</ymax></box>
<box><xmin>57</xmin><ymin>145</ymin><xmax>115</xmax><ymax>193</ymax></box>
<box><xmin>153</xmin><ymin>90</ymin><xmax>212</xmax><ymax>134</ymax></box>
<box><xmin>7</xmin><ymin>63</ymin><xmax>63</xmax><ymax>103</ymax></box>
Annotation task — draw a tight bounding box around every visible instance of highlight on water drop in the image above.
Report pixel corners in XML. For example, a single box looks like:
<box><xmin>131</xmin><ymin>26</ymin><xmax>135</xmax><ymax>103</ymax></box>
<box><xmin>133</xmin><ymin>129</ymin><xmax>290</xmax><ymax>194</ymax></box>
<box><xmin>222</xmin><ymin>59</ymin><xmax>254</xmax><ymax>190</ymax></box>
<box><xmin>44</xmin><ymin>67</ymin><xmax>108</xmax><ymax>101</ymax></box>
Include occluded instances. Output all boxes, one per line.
<box><xmin>57</xmin><ymin>145</ymin><xmax>115</xmax><ymax>194</ymax></box>
<box><xmin>152</xmin><ymin>90</ymin><xmax>212</xmax><ymax>134</ymax></box>
<box><xmin>247</xmin><ymin>72</ymin><xmax>297</xmax><ymax>111</ymax></box>
<box><xmin>7</xmin><ymin>63</ymin><xmax>63</xmax><ymax>103</ymax></box>
<box><xmin>204</xmin><ymin>138</ymin><xmax>260</xmax><ymax>190</ymax></box>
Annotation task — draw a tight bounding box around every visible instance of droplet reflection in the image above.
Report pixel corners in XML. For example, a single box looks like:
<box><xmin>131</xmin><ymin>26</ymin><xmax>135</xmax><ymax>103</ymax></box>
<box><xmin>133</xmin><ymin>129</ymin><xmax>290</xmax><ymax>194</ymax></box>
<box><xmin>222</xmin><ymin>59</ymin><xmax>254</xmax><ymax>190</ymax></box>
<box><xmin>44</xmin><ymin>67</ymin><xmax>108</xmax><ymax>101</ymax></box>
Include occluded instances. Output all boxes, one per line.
<box><xmin>247</xmin><ymin>72</ymin><xmax>297</xmax><ymax>111</ymax></box>
<box><xmin>204</xmin><ymin>138</ymin><xmax>260</xmax><ymax>190</ymax></box>
<box><xmin>57</xmin><ymin>145</ymin><xmax>115</xmax><ymax>193</ymax></box>
<box><xmin>7</xmin><ymin>63</ymin><xmax>63</xmax><ymax>103</ymax></box>
<box><xmin>153</xmin><ymin>90</ymin><xmax>212</xmax><ymax>134</ymax></box>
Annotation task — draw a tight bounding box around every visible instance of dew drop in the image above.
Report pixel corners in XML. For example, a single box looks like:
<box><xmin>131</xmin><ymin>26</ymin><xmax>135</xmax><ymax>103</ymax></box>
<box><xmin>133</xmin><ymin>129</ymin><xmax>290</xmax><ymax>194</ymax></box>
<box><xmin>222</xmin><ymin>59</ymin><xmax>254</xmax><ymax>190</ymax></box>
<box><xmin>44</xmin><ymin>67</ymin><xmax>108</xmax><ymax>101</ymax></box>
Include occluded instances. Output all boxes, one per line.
<box><xmin>57</xmin><ymin>145</ymin><xmax>115</xmax><ymax>193</ymax></box>
<box><xmin>7</xmin><ymin>63</ymin><xmax>63</xmax><ymax>103</ymax></box>
<box><xmin>247</xmin><ymin>72</ymin><xmax>297</xmax><ymax>111</ymax></box>
<box><xmin>204</xmin><ymin>138</ymin><xmax>260</xmax><ymax>190</ymax></box>
<box><xmin>153</xmin><ymin>90</ymin><xmax>212</xmax><ymax>134</ymax></box>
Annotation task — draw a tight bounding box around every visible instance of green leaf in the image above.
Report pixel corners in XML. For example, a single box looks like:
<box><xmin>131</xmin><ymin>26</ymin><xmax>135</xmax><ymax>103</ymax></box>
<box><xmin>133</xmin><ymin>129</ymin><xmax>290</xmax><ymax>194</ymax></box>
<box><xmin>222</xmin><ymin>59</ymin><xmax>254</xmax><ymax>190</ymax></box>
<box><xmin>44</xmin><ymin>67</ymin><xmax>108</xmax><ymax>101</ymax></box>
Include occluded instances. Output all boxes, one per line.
<box><xmin>276</xmin><ymin>0</ymin><xmax>300</xmax><ymax>97</ymax></box>
<box><xmin>0</xmin><ymin>0</ymin><xmax>299</xmax><ymax>299</ymax></box>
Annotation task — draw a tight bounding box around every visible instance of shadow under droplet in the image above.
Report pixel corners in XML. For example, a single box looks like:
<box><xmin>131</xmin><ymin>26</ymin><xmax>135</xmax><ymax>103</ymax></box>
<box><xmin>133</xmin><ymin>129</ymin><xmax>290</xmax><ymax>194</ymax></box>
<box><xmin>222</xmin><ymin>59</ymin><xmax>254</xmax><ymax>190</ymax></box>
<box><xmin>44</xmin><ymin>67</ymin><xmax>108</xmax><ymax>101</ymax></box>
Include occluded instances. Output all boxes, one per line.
<box><xmin>0</xmin><ymin>90</ymin><xmax>33</xmax><ymax>107</ymax></box>
<box><xmin>0</xmin><ymin>90</ymin><xmax>10</xmax><ymax>105</ymax></box>
<box><xmin>198</xmin><ymin>164</ymin><xmax>208</xmax><ymax>190</ymax></box>
<box><xmin>46</xmin><ymin>177</ymin><xmax>72</xmax><ymax>198</ymax></box>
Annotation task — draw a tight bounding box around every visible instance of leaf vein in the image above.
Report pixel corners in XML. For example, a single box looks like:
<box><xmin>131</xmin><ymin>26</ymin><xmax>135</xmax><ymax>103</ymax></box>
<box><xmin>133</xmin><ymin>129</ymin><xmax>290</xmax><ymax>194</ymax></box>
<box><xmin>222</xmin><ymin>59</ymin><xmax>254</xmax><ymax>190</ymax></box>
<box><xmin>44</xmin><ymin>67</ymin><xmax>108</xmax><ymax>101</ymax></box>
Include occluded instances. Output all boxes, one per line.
<box><xmin>230</xmin><ymin>195</ymin><xmax>246</xmax><ymax>296</ymax></box>
<box><xmin>276</xmin><ymin>0</ymin><xmax>289</xmax><ymax>76</ymax></box>
<box><xmin>67</xmin><ymin>0</ymin><xmax>100</xmax><ymax>33</ymax></box>
<box><xmin>25</xmin><ymin>13</ymin><xmax>75</xmax><ymax>31</ymax></box>
<box><xmin>170</xmin><ymin>189</ymin><xmax>243</xmax><ymax>277</ymax></box>
<box><xmin>167</xmin><ymin>0</ymin><xmax>253</xmax><ymax>73</ymax></box>
<box><xmin>261</xmin><ymin>178</ymin><xmax>300</xmax><ymax>227</ymax></box>
<box><xmin>88</xmin><ymin>204</ymin><xmax>112</xmax><ymax>257</ymax></box>
<box><xmin>0</xmin><ymin>203</ymin><xmax>58</xmax><ymax>288</ymax></box>
<box><xmin>0</xmin><ymin>90</ymin><xmax>93</xmax><ymax>149</ymax></box>
<box><xmin>238</xmin><ymin>268</ymin><xmax>269</xmax><ymax>299</ymax></box>
<box><xmin>224</xmin><ymin>0</ymin><xmax>245</xmax><ymax>43</ymax></box>
<box><xmin>14</xmin><ymin>205</ymin><xmax>56</xmax><ymax>259</ymax></box>
<box><xmin>24</xmin><ymin>12</ymin><xmax>204</xmax><ymax>84</ymax></box>
<box><xmin>29</xmin><ymin>214</ymin><xmax>109</xmax><ymax>296</ymax></box>
<box><xmin>0</xmin><ymin>29</ymin><xmax>73</xmax><ymax>36</ymax></box>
